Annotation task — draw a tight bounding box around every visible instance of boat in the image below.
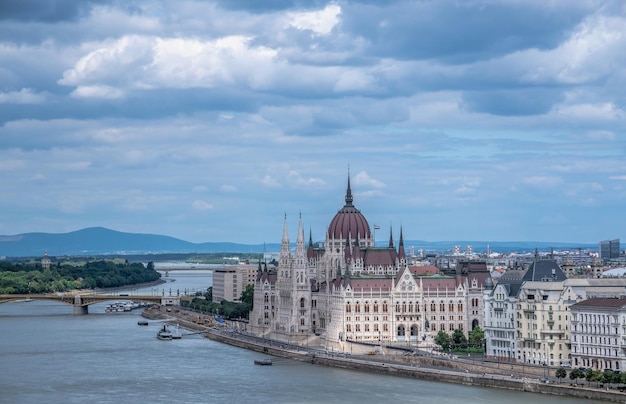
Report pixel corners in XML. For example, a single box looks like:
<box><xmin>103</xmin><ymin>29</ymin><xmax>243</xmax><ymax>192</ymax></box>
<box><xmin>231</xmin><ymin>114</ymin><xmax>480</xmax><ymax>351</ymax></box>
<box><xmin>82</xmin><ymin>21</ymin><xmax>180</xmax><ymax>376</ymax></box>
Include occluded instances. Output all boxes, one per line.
<box><xmin>157</xmin><ymin>325</ymin><xmax>173</xmax><ymax>340</ymax></box>
<box><xmin>254</xmin><ymin>359</ymin><xmax>273</xmax><ymax>366</ymax></box>
<box><xmin>137</xmin><ymin>320</ymin><xmax>149</xmax><ymax>326</ymax></box>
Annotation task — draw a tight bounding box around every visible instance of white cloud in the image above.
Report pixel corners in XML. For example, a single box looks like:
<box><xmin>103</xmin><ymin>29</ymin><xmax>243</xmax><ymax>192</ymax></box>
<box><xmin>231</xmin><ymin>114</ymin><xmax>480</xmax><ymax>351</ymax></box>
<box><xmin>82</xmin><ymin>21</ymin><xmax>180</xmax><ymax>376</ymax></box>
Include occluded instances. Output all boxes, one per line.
<box><xmin>70</xmin><ymin>85</ymin><xmax>125</xmax><ymax>99</ymax></box>
<box><xmin>287</xmin><ymin>4</ymin><xmax>341</xmax><ymax>35</ymax></box>
<box><xmin>192</xmin><ymin>200</ymin><xmax>213</xmax><ymax>210</ymax></box>
<box><xmin>354</xmin><ymin>171</ymin><xmax>386</xmax><ymax>188</ymax></box>
<box><xmin>0</xmin><ymin>88</ymin><xmax>46</xmax><ymax>104</ymax></box>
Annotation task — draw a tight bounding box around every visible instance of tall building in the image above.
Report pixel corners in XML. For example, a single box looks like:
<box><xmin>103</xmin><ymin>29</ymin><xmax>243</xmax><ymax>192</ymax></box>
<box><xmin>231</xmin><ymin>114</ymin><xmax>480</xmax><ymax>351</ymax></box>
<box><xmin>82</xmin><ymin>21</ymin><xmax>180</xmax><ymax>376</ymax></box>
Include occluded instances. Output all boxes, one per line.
<box><xmin>212</xmin><ymin>265</ymin><xmax>257</xmax><ymax>303</ymax></box>
<box><xmin>249</xmin><ymin>175</ymin><xmax>491</xmax><ymax>349</ymax></box>
<box><xmin>599</xmin><ymin>239</ymin><xmax>620</xmax><ymax>262</ymax></box>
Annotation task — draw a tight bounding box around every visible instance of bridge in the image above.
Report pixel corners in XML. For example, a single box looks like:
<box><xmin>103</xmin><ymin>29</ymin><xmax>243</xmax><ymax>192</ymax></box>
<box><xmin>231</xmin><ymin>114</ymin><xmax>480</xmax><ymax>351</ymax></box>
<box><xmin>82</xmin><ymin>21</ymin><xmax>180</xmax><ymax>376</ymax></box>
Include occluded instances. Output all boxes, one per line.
<box><xmin>0</xmin><ymin>293</ymin><xmax>178</xmax><ymax>314</ymax></box>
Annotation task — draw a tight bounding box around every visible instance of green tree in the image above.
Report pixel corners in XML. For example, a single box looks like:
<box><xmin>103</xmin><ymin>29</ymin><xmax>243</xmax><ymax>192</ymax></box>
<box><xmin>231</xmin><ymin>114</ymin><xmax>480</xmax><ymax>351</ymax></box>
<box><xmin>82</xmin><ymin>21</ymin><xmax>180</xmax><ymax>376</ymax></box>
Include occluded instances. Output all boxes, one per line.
<box><xmin>602</xmin><ymin>370</ymin><xmax>615</xmax><ymax>385</ymax></box>
<box><xmin>240</xmin><ymin>284</ymin><xmax>254</xmax><ymax>306</ymax></box>
<box><xmin>555</xmin><ymin>367</ymin><xmax>567</xmax><ymax>383</ymax></box>
<box><xmin>434</xmin><ymin>331</ymin><xmax>451</xmax><ymax>351</ymax></box>
<box><xmin>468</xmin><ymin>326</ymin><xmax>485</xmax><ymax>350</ymax></box>
<box><xmin>569</xmin><ymin>368</ymin><xmax>584</xmax><ymax>383</ymax></box>
<box><xmin>451</xmin><ymin>329</ymin><xmax>467</xmax><ymax>349</ymax></box>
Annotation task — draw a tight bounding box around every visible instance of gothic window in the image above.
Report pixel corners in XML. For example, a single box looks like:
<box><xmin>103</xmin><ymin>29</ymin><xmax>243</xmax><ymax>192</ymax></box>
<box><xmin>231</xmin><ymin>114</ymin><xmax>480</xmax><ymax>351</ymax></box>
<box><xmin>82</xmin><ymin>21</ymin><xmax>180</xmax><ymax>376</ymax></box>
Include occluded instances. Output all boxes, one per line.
<box><xmin>384</xmin><ymin>323</ymin><xmax>389</xmax><ymax>332</ymax></box>
<box><xmin>355</xmin><ymin>302</ymin><xmax>361</xmax><ymax>312</ymax></box>
<box><xmin>458</xmin><ymin>302</ymin><xmax>463</xmax><ymax>312</ymax></box>
<box><xmin>374</xmin><ymin>323</ymin><xmax>379</xmax><ymax>332</ymax></box>
<box><xmin>430</xmin><ymin>301</ymin><xmax>436</xmax><ymax>311</ymax></box>
<box><xmin>374</xmin><ymin>302</ymin><xmax>379</xmax><ymax>313</ymax></box>
<box><xmin>346</xmin><ymin>324</ymin><xmax>352</xmax><ymax>332</ymax></box>
<box><xmin>383</xmin><ymin>302</ymin><xmax>388</xmax><ymax>313</ymax></box>
<box><xmin>356</xmin><ymin>324</ymin><xmax>361</xmax><ymax>332</ymax></box>
<box><xmin>365</xmin><ymin>324</ymin><xmax>370</xmax><ymax>332</ymax></box>
<box><xmin>440</xmin><ymin>301</ymin><xmax>445</xmax><ymax>312</ymax></box>
<box><xmin>346</xmin><ymin>303</ymin><xmax>351</xmax><ymax>313</ymax></box>
<box><xmin>365</xmin><ymin>302</ymin><xmax>370</xmax><ymax>313</ymax></box>
<box><xmin>300</xmin><ymin>318</ymin><xmax>305</xmax><ymax>326</ymax></box>
<box><xmin>449</xmin><ymin>301</ymin><xmax>454</xmax><ymax>312</ymax></box>
<box><xmin>402</xmin><ymin>302</ymin><xmax>407</xmax><ymax>313</ymax></box>
<box><xmin>300</xmin><ymin>298</ymin><xmax>305</xmax><ymax>308</ymax></box>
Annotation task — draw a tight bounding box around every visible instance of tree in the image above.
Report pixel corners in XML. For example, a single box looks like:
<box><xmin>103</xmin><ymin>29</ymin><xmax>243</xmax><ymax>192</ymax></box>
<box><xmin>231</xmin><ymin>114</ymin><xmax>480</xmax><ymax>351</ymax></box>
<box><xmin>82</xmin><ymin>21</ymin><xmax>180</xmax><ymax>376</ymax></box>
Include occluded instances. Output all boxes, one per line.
<box><xmin>569</xmin><ymin>368</ymin><xmax>584</xmax><ymax>383</ymax></box>
<box><xmin>555</xmin><ymin>367</ymin><xmax>567</xmax><ymax>383</ymax></box>
<box><xmin>240</xmin><ymin>284</ymin><xmax>254</xmax><ymax>307</ymax></box>
<box><xmin>468</xmin><ymin>326</ymin><xmax>485</xmax><ymax>349</ymax></box>
<box><xmin>434</xmin><ymin>331</ymin><xmax>451</xmax><ymax>351</ymax></box>
<box><xmin>451</xmin><ymin>329</ymin><xmax>467</xmax><ymax>349</ymax></box>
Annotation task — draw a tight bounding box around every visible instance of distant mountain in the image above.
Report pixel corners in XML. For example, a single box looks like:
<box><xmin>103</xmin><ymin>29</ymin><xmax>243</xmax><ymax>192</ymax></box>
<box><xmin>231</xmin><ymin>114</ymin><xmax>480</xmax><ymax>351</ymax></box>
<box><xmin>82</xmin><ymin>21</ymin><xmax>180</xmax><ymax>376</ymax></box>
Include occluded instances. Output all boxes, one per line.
<box><xmin>0</xmin><ymin>227</ymin><xmax>277</xmax><ymax>257</ymax></box>
<box><xmin>0</xmin><ymin>227</ymin><xmax>597</xmax><ymax>258</ymax></box>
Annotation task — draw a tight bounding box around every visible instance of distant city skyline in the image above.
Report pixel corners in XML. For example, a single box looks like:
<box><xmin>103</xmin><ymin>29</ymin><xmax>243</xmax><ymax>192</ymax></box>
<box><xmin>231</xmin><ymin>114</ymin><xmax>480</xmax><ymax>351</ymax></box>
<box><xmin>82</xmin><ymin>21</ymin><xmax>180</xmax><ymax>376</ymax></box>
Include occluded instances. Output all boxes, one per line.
<box><xmin>1</xmin><ymin>1</ymin><xmax>625</xmax><ymax>244</ymax></box>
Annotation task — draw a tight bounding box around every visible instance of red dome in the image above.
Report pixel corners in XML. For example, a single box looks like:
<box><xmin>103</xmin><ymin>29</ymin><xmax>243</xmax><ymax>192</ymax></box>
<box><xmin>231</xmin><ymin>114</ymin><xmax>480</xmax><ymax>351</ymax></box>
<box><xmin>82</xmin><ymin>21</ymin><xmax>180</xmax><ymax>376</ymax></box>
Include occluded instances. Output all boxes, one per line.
<box><xmin>327</xmin><ymin>178</ymin><xmax>371</xmax><ymax>240</ymax></box>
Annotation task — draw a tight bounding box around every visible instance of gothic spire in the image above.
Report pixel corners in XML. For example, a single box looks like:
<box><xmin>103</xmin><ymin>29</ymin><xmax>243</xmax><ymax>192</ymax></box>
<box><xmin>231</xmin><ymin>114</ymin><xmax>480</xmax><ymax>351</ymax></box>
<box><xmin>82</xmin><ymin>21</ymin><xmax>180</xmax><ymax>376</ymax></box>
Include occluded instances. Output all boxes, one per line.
<box><xmin>345</xmin><ymin>171</ymin><xmax>354</xmax><ymax>207</ymax></box>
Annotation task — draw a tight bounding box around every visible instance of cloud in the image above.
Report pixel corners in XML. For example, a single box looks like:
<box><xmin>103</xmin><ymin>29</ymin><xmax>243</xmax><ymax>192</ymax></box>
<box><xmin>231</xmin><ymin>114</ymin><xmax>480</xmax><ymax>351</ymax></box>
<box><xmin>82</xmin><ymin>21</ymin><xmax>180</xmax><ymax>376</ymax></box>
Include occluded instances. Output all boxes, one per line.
<box><xmin>287</xmin><ymin>4</ymin><xmax>341</xmax><ymax>35</ymax></box>
<box><xmin>0</xmin><ymin>88</ymin><xmax>46</xmax><ymax>104</ymax></box>
<box><xmin>353</xmin><ymin>171</ymin><xmax>385</xmax><ymax>188</ymax></box>
<box><xmin>192</xmin><ymin>200</ymin><xmax>214</xmax><ymax>210</ymax></box>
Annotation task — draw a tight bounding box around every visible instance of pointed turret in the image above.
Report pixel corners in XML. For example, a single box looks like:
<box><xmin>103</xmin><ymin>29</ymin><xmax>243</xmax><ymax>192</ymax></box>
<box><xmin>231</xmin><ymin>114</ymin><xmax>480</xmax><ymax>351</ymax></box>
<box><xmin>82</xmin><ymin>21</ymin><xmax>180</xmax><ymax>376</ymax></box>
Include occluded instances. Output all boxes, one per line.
<box><xmin>345</xmin><ymin>172</ymin><xmax>354</xmax><ymax>207</ymax></box>
<box><xmin>398</xmin><ymin>225</ymin><xmax>406</xmax><ymax>260</ymax></box>
<box><xmin>388</xmin><ymin>224</ymin><xmax>394</xmax><ymax>248</ymax></box>
<box><xmin>279</xmin><ymin>213</ymin><xmax>290</xmax><ymax>269</ymax></box>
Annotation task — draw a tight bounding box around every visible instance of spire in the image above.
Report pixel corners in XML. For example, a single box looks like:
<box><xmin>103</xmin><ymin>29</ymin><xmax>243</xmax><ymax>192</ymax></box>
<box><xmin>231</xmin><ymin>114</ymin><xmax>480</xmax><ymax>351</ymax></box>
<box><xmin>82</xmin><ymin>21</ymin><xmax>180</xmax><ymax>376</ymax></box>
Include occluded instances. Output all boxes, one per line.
<box><xmin>398</xmin><ymin>225</ymin><xmax>406</xmax><ymax>259</ymax></box>
<box><xmin>308</xmin><ymin>228</ymin><xmax>313</xmax><ymax>248</ymax></box>
<box><xmin>388</xmin><ymin>224</ymin><xmax>394</xmax><ymax>248</ymax></box>
<box><xmin>345</xmin><ymin>171</ymin><xmax>354</xmax><ymax>207</ymax></box>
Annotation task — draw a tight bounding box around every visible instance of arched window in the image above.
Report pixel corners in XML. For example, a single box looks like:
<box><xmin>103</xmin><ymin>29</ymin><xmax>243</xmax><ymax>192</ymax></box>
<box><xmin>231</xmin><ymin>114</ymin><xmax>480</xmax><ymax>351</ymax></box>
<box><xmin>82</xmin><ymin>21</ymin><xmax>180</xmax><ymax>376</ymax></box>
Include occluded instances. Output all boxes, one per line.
<box><xmin>355</xmin><ymin>302</ymin><xmax>361</xmax><ymax>313</ymax></box>
<box><xmin>383</xmin><ymin>301</ymin><xmax>388</xmax><ymax>313</ymax></box>
<box><xmin>374</xmin><ymin>302</ymin><xmax>379</xmax><ymax>313</ymax></box>
<box><xmin>397</xmin><ymin>325</ymin><xmax>406</xmax><ymax>336</ymax></box>
<box><xmin>300</xmin><ymin>298</ymin><xmax>305</xmax><ymax>308</ymax></box>
<box><xmin>346</xmin><ymin>303</ymin><xmax>351</xmax><ymax>313</ymax></box>
<box><xmin>364</xmin><ymin>301</ymin><xmax>370</xmax><ymax>313</ymax></box>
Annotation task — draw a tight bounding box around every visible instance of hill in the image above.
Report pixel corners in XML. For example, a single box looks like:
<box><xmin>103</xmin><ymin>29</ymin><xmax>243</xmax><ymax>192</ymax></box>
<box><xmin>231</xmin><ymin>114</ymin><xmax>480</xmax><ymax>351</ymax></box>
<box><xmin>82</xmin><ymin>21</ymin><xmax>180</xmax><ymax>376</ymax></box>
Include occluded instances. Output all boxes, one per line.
<box><xmin>0</xmin><ymin>227</ymin><xmax>597</xmax><ymax>258</ymax></box>
<box><xmin>0</xmin><ymin>227</ymin><xmax>276</xmax><ymax>257</ymax></box>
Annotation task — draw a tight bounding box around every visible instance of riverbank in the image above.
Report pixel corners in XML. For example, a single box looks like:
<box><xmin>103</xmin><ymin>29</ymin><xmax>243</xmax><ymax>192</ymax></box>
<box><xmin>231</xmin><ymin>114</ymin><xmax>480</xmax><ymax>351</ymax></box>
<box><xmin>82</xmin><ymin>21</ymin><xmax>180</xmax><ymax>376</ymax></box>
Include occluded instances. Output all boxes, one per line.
<box><xmin>152</xmin><ymin>307</ymin><xmax>625</xmax><ymax>403</ymax></box>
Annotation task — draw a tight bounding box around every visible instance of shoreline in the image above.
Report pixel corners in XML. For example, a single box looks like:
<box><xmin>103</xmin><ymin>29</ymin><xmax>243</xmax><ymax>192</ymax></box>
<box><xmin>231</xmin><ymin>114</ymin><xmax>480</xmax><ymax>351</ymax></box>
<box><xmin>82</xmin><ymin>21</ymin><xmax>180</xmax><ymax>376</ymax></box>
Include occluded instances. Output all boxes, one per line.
<box><xmin>153</xmin><ymin>306</ymin><xmax>626</xmax><ymax>403</ymax></box>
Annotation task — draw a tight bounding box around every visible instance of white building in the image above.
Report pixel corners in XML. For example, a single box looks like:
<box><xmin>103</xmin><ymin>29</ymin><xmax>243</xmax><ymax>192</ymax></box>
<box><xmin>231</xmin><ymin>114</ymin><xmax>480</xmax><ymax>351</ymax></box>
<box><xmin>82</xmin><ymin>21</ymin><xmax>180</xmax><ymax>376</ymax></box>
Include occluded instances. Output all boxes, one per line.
<box><xmin>570</xmin><ymin>297</ymin><xmax>626</xmax><ymax>372</ymax></box>
<box><xmin>249</xmin><ymin>176</ymin><xmax>490</xmax><ymax>349</ymax></box>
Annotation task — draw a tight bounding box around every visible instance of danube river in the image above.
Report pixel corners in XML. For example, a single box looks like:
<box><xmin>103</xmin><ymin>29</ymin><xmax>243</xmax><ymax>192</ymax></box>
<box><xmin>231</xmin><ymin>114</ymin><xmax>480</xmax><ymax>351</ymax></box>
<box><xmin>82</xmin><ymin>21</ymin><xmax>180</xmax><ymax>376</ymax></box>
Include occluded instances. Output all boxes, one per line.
<box><xmin>0</xmin><ymin>270</ymin><xmax>601</xmax><ymax>403</ymax></box>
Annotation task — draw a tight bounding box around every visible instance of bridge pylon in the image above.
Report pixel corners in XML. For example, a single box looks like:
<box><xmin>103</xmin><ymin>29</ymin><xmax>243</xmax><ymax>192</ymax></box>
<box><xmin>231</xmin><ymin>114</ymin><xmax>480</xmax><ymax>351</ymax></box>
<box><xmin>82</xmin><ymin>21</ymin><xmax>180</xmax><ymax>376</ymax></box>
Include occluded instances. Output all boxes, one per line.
<box><xmin>74</xmin><ymin>295</ymin><xmax>88</xmax><ymax>315</ymax></box>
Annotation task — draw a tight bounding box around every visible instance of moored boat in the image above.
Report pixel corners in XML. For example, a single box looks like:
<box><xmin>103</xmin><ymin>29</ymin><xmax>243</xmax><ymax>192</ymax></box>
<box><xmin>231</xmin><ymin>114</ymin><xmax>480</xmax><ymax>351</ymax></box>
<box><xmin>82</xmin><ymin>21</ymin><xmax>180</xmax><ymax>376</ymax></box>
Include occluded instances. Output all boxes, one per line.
<box><xmin>157</xmin><ymin>325</ymin><xmax>173</xmax><ymax>340</ymax></box>
<box><xmin>137</xmin><ymin>320</ymin><xmax>149</xmax><ymax>326</ymax></box>
<box><xmin>254</xmin><ymin>359</ymin><xmax>273</xmax><ymax>366</ymax></box>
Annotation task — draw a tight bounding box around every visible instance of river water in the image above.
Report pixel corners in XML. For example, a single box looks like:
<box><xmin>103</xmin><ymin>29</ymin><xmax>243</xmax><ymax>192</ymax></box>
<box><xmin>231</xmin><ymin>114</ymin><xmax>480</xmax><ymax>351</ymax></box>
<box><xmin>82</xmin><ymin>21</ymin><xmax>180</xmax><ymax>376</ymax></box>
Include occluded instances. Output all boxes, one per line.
<box><xmin>0</xmin><ymin>270</ymin><xmax>600</xmax><ymax>403</ymax></box>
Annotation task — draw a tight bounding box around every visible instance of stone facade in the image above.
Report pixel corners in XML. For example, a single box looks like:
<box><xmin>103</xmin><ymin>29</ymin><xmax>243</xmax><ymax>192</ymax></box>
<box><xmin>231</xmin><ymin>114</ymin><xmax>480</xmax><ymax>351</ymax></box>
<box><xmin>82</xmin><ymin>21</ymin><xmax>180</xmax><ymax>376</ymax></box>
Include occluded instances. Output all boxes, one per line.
<box><xmin>249</xmin><ymin>176</ymin><xmax>490</xmax><ymax>348</ymax></box>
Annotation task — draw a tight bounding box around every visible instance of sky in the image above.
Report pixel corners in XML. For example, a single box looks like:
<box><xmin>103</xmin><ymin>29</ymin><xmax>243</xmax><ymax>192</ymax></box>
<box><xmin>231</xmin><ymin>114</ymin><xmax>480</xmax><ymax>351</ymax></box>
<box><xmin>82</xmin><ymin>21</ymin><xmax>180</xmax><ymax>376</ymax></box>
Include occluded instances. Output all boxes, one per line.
<box><xmin>1</xmin><ymin>0</ymin><xmax>625</xmax><ymax>246</ymax></box>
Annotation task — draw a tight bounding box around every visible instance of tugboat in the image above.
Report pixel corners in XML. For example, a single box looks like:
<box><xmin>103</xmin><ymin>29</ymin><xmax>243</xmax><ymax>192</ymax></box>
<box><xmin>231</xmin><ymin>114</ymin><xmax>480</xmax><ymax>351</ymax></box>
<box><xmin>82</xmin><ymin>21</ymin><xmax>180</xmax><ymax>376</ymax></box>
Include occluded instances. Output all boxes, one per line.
<box><xmin>157</xmin><ymin>324</ymin><xmax>173</xmax><ymax>340</ymax></box>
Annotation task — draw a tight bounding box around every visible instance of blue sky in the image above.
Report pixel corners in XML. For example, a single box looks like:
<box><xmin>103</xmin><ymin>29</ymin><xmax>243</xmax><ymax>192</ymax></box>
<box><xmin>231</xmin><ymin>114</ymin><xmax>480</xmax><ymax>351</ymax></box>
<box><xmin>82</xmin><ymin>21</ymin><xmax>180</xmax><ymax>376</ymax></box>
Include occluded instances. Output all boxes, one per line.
<box><xmin>1</xmin><ymin>0</ymin><xmax>625</xmax><ymax>245</ymax></box>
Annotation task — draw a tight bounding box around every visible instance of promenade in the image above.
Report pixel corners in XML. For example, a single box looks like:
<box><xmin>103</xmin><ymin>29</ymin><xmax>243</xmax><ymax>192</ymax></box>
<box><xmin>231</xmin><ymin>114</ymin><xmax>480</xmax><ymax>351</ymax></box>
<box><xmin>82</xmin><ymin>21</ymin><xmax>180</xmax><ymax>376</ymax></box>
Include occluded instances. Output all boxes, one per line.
<box><xmin>148</xmin><ymin>306</ymin><xmax>626</xmax><ymax>403</ymax></box>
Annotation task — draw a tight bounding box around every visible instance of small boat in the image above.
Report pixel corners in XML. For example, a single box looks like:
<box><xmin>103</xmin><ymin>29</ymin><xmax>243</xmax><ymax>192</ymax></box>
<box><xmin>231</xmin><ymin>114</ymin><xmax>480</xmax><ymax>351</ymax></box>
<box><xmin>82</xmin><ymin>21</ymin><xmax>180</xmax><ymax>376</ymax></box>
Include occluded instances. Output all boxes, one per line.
<box><xmin>137</xmin><ymin>320</ymin><xmax>149</xmax><ymax>326</ymax></box>
<box><xmin>157</xmin><ymin>325</ymin><xmax>173</xmax><ymax>340</ymax></box>
<box><xmin>254</xmin><ymin>359</ymin><xmax>273</xmax><ymax>366</ymax></box>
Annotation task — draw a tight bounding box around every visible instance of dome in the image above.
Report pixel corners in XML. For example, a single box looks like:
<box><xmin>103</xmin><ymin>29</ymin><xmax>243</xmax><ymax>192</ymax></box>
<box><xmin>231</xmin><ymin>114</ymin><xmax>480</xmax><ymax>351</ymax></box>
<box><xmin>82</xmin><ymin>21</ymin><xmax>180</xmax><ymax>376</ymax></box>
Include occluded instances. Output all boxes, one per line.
<box><xmin>327</xmin><ymin>177</ymin><xmax>372</xmax><ymax>241</ymax></box>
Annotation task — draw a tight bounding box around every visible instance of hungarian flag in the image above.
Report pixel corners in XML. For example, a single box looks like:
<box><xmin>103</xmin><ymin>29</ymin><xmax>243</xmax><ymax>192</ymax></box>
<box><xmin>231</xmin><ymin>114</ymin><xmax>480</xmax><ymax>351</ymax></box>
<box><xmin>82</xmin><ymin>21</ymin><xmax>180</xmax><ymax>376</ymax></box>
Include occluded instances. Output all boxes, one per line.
<box><xmin>374</xmin><ymin>224</ymin><xmax>381</xmax><ymax>229</ymax></box>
